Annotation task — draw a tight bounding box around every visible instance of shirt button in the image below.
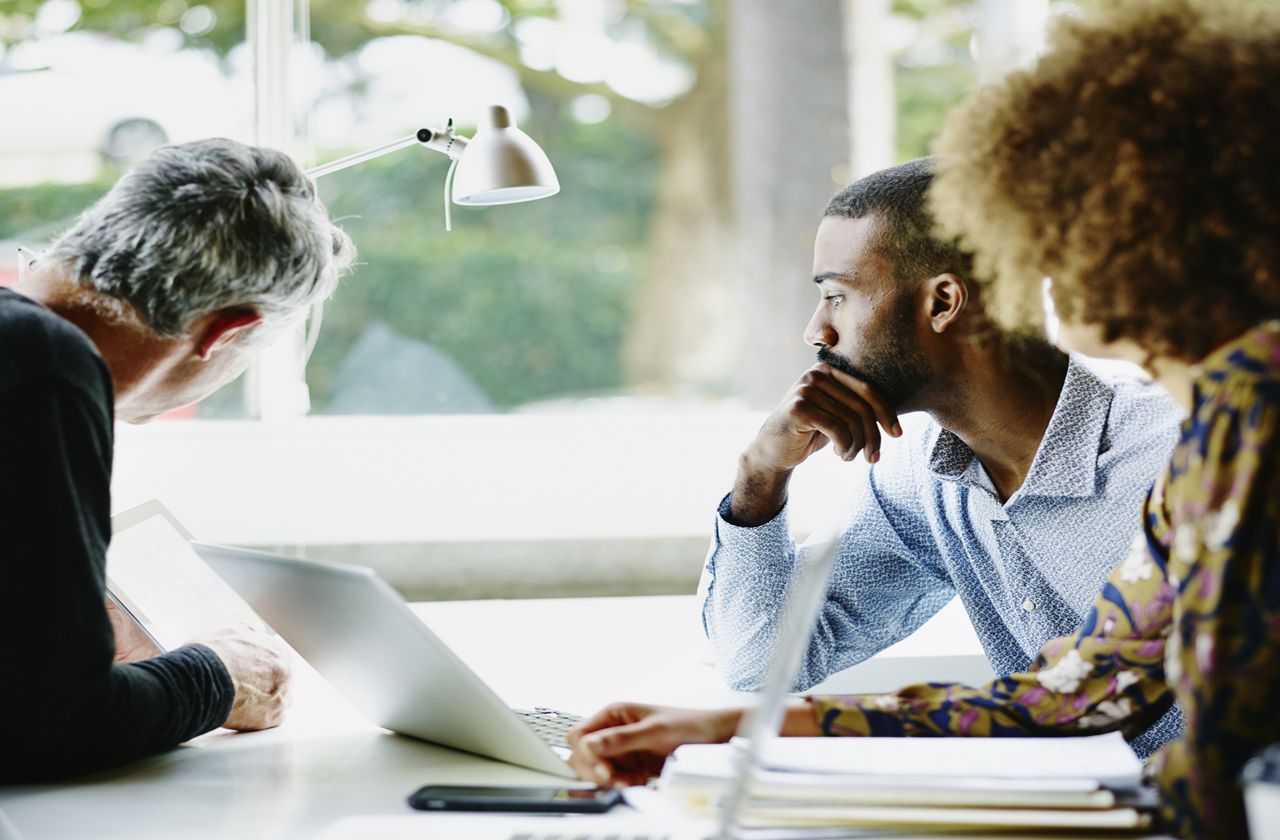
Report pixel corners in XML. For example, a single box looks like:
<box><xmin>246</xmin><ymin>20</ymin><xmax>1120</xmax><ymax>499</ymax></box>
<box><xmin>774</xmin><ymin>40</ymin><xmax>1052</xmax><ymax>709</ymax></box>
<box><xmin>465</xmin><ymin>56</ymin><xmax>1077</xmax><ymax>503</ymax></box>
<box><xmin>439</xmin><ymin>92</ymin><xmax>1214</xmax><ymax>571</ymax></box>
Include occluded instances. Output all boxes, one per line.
<box><xmin>1022</xmin><ymin>598</ymin><xmax>1036</xmax><ymax>612</ymax></box>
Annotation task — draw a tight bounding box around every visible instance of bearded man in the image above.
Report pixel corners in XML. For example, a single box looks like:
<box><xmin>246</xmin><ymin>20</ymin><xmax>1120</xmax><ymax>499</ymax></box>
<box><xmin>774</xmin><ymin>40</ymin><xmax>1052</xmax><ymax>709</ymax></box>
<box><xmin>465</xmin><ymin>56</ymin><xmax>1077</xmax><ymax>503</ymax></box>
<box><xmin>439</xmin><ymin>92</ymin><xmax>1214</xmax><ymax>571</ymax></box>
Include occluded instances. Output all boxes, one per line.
<box><xmin>699</xmin><ymin>158</ymin><xmax>1184</xmax><ymax>756</ymax></box>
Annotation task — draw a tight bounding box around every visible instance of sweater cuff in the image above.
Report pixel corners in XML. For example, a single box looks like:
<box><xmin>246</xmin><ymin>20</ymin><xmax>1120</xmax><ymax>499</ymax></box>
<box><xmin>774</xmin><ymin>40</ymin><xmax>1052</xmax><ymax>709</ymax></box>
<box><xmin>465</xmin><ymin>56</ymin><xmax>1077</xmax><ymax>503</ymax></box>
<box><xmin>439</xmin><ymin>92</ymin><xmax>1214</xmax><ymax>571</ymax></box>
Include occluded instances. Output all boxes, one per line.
<box><xmin>149</xmin><ymin>642</ymin><xmax>237</xmax><ymax>738</ymax></box>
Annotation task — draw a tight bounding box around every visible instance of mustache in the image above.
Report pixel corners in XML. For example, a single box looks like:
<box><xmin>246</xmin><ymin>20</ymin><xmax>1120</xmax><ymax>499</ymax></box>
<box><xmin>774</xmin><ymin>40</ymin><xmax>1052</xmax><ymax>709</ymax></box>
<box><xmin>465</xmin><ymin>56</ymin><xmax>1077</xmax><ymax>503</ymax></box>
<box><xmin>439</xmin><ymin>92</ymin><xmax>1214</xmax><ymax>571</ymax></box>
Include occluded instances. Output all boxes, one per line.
<box><xmin>816</xmin><ymin>347</ymin><xmax>860</xmax><ymax>378</ymax></box>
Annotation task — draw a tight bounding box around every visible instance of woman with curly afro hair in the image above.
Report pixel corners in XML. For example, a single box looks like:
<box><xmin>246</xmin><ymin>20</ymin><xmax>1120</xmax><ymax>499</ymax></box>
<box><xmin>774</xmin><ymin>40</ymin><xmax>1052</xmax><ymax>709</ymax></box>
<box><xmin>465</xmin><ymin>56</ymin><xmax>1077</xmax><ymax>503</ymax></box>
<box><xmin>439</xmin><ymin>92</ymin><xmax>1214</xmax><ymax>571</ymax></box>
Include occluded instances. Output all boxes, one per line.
<box><xmin>927</xmin><ymin>0</ymin><xmax>1280</xmax><ymax>835</ymax></box>
<box><xmin>559</xmin><ymin>2</ymin><xmax>1280</xmax><ymax>838</ymax></box>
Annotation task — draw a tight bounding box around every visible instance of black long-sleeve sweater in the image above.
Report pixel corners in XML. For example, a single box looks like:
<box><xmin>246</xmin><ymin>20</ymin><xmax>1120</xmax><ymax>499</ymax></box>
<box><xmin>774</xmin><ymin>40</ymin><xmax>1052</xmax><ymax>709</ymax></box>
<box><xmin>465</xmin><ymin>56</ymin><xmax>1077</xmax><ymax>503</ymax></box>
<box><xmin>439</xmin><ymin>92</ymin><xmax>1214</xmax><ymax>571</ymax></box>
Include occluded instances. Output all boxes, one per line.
<box><xmin>0</xmin><ymin>287</ymin><xmax>234</xmax><ymax>782</ymax></box>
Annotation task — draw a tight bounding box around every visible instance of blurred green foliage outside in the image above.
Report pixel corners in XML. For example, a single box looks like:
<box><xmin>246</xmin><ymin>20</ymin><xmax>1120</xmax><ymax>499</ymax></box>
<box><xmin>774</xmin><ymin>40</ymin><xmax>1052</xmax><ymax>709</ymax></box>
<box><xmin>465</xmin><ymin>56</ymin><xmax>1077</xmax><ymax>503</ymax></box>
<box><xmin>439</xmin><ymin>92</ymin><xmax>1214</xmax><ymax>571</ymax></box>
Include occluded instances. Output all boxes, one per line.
<box><xmin>309</xmin><ymin>110</ymin><xmax>658</xmax><ymax>410</ymax></box>
<box><xmin>0</xmin><ymin>0</ymin><xmax>985</xmax><ymax>411</ymax></box>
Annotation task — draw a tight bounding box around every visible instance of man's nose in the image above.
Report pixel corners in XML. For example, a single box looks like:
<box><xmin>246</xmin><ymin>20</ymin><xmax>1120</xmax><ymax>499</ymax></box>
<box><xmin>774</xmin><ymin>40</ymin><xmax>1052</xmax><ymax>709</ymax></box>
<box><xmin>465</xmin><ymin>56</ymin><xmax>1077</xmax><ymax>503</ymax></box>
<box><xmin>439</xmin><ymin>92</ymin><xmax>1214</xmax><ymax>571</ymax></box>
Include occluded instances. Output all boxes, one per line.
<box><xmin>804</xmin><ymin>311</ymin><xmax>836</xmax><ymax>349</ymax></box>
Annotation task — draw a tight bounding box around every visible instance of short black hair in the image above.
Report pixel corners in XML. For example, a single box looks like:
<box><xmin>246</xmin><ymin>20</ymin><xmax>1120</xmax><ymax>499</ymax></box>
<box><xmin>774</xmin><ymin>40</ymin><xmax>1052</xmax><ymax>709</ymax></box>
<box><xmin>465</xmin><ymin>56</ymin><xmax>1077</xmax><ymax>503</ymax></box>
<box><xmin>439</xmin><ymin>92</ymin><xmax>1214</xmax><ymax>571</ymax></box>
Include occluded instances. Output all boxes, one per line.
<box><xmin>824</xmin><ymin>157</ymin><xmax>974</xmax><ymax>288</ymax></box>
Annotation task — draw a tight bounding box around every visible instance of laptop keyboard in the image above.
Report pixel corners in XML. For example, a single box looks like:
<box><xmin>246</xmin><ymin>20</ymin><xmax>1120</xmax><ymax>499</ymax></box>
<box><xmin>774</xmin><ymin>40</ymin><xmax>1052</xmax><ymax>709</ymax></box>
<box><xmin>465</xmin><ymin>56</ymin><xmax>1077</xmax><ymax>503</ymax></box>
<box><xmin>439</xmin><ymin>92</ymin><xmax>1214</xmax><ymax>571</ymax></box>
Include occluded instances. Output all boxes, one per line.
<box><xmin>514</xmin><ymin>707</ymin><xmax>585</xmax><ymax>749</ymax></box>
<box><xmin>509</xmin><ymin>709</ymin><xmax>668</xmax><ymax>839</ymax></box>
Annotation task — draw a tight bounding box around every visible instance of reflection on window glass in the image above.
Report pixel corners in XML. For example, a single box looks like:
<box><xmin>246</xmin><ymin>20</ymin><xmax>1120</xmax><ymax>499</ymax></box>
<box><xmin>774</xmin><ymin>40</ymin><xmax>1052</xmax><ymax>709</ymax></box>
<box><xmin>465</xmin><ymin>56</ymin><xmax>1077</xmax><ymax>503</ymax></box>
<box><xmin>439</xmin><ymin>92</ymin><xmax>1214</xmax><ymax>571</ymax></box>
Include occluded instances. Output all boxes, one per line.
<box><xmin>0</xmin><ymin>2</ymin><xmax>251</xmax><ymax>419</ymax></box>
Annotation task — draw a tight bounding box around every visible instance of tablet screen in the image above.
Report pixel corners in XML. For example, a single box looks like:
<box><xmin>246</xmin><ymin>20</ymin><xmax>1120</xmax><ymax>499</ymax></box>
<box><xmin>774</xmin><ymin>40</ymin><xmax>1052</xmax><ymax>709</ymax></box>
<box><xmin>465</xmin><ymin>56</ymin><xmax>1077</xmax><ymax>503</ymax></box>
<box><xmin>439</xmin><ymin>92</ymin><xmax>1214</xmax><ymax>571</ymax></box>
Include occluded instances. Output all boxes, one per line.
<box><xmin>106</xmin><ymin>502</ymin><xmax>265</xmax><ymax>652</ymax></box>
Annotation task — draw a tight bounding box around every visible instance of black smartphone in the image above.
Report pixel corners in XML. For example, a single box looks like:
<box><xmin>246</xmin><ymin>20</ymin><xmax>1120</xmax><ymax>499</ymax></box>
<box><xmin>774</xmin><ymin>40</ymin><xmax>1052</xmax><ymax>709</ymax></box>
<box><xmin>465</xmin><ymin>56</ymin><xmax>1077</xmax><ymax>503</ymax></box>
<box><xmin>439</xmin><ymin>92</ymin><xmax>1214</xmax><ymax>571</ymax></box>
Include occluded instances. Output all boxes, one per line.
<box><xmin>408</xmin><ymin>784</ymin><xmax>623</xmax><ymax>814</ymax></box>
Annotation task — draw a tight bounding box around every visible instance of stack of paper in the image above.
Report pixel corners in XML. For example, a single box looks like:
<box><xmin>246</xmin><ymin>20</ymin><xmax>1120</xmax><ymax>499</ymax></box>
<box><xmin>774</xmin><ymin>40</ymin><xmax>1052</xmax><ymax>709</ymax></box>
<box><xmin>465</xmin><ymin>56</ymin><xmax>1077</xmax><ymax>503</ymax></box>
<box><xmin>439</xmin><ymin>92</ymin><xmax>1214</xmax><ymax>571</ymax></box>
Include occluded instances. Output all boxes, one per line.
<box><xmin>658</xmin><ymin>732</ymin><xmax>1156</xmax><ymax>833</ymax></box>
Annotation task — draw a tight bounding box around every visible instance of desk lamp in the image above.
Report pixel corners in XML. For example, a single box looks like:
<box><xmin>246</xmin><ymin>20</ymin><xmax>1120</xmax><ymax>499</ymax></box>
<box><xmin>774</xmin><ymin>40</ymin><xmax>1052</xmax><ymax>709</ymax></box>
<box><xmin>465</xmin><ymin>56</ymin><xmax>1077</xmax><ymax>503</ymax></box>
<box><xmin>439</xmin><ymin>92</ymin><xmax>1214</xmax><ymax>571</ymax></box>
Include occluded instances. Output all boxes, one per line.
<box><xmin>285</xmin><ymin>102</ymin><xmax>560</xmax><ymax>387</ymax></box>
<box><xmin>306</xmin><ymin>104</ymin><xmax>559</xmax><ymax>230</ymax></box>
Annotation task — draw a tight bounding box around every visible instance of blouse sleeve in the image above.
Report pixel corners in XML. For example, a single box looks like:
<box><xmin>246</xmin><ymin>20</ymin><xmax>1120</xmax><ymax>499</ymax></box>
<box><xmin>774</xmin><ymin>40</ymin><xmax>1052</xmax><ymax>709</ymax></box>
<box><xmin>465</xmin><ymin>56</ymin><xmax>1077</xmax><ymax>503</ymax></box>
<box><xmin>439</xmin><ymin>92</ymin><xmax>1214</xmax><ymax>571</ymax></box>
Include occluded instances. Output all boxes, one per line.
<box><xmin>1150</xmin><ymin>384</ymin><xmax>1280</xmax><ymax>838</ymax></box>
<box><xmin>810</xmin><ymin>481</ymin><xmax>1177</xmax><ymax>742</ymax></box>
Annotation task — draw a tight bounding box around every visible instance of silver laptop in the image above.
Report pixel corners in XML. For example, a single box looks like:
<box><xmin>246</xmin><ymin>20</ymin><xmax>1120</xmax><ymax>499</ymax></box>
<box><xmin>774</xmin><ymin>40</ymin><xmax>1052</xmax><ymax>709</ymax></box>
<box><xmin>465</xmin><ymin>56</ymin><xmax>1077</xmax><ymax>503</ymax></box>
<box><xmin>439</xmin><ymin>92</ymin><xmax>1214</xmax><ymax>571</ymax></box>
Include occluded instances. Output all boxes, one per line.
<box><xmin>195</xmin><ymin>543</ymin><xmax>581</xmax><ymax>780</ymax></box>
<box><xmin>316</xmin><ymin>533</ymin><xmax>845</xmax><ymax>840</ymax></box>
<box><xmin>110</xmin><ymin>500</ymin><xmax>841</xmax><ymax>838</ymax></box>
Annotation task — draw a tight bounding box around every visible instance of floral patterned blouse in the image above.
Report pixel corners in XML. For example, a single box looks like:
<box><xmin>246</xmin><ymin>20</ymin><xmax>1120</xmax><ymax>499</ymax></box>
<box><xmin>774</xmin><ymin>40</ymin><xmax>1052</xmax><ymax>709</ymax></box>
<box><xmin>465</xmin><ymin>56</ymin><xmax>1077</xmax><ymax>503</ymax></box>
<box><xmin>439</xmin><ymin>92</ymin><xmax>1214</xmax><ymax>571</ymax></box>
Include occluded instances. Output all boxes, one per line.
<box><xmin>808</xmin><ymin>321</ymin><xmax>1280</xmax><ymax>838</ymax></box>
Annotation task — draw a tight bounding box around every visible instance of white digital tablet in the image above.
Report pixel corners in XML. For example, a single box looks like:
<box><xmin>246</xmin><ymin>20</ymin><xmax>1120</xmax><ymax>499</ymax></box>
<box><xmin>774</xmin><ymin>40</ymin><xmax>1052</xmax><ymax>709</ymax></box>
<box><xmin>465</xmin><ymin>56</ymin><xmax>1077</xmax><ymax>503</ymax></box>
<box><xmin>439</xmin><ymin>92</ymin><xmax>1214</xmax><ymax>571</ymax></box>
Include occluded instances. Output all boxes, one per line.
<box><xmin>106</xmin><ymin>500</ymin><xmax>265</xmax><ymax>652</ymax></box>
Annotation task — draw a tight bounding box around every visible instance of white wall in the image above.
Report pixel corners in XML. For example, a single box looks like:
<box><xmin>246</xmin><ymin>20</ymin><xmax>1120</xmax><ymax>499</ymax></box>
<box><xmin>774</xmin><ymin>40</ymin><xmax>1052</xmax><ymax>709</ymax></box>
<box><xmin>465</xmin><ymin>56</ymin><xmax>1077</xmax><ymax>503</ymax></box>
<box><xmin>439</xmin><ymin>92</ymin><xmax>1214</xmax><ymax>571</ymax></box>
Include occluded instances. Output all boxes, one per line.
<box><xmin>111</xmin><ymin>412</ymin><xmax>863</xmax><ymax>547</ymax></box>
<box><xmin>115</xmin><ymin>412</ymin><xmax>987</xmax><ymax>660</ymax></box>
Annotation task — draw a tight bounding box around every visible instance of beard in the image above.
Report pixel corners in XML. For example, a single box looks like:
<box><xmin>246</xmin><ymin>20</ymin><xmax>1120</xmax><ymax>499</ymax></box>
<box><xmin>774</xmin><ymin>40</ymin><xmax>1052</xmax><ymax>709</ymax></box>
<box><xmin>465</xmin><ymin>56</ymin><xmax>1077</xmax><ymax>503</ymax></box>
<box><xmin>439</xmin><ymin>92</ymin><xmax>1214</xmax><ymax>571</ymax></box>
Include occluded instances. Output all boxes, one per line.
<box><xmin>816</xmin><ymin>294</ymin><xmax>931</xmax><ymax>410</ymax></box>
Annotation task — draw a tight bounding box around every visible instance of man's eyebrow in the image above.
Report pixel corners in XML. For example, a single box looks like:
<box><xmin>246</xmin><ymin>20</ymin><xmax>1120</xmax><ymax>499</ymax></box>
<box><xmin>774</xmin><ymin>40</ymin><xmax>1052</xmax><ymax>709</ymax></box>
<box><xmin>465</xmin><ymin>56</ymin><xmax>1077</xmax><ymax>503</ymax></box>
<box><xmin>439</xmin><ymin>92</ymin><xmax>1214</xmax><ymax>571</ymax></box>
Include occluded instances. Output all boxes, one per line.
<box><xmin>813</xmin><ymin>272</ymin><xmax>854</xmax><ymax>285</ymax></box>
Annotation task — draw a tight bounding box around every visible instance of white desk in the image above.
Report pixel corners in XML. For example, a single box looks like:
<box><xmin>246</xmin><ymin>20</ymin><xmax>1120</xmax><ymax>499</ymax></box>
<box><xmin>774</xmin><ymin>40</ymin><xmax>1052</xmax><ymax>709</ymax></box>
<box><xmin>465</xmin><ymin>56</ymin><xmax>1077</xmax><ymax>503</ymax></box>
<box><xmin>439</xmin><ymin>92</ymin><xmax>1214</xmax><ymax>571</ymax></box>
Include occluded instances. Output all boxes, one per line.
<box><xmin>0</xmin><ymin>595</ymin><xmax>992</xmax><ymax>840</ymax></box>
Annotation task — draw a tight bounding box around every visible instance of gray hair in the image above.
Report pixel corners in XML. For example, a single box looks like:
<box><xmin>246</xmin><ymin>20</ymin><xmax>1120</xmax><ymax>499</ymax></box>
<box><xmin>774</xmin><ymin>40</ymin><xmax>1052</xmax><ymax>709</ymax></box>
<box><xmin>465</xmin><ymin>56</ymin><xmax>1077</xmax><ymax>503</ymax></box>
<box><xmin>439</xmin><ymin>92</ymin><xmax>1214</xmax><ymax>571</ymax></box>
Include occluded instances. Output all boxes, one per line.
<box><xmin>46</xmin><ymin>138</ymin><xmax>355</xmax><ymax>337</ymax></box>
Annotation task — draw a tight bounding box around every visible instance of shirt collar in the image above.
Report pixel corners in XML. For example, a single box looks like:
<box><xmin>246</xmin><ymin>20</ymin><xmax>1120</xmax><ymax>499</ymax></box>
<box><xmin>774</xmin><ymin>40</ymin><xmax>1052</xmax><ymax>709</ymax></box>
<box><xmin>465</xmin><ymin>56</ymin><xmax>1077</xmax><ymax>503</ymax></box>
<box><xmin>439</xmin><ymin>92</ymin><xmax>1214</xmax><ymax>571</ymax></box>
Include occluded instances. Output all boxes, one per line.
<box><xmin>927</xmin><ymin>354</ymin><xmax>1113</xmax><ymax>499</ymax></box>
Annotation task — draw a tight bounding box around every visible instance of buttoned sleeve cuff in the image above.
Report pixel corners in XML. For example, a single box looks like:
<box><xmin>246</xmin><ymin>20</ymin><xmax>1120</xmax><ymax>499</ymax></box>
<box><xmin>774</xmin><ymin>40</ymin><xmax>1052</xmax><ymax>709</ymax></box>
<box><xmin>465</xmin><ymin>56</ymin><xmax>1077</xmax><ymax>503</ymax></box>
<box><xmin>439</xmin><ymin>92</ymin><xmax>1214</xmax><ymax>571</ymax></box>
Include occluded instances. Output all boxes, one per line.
<box><xmin>711</xmin><ymin>492</ymin><xmax>796</xmax><ymax>576</ymax></box>
<box><xmin>703</xmin><ymin>493</ymin><xmax>807</xmax><ymax>690</ymax></box>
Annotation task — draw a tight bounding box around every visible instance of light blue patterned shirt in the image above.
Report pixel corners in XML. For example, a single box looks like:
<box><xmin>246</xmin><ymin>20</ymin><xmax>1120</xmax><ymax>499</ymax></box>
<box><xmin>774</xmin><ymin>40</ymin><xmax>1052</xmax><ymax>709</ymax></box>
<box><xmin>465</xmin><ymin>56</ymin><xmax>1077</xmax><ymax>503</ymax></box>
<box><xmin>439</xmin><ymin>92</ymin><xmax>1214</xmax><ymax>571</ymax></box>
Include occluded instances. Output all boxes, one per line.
<box><xmin>701</xmin><ymin>355</ymin><xmax>1185</xmax><ymax>755</ymax></box>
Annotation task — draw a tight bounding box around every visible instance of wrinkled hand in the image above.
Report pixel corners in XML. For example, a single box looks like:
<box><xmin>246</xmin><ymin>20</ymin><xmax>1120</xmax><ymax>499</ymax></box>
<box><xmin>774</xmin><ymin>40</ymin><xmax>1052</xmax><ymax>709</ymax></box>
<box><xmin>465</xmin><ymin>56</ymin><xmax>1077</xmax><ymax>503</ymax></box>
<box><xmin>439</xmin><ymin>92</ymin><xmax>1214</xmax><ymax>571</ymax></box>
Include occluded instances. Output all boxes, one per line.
<box><xmin>105</xmin><ymin>597</ymin><xmax>162</xmax><ymax>664</ymax></box>
<box><xmin>748</xmin><ymin>363</ymin><xmax>900</xmax><ymax>470</ymax></box>
<box><xmin>197</xmin><ymin>625</ymin><xmax>294</xmax><ymax>731</ymax></box>
<box><xmin>566</xmin><ymin>703</ymin><xmax>743</xmax><ymax>787</ymax></box>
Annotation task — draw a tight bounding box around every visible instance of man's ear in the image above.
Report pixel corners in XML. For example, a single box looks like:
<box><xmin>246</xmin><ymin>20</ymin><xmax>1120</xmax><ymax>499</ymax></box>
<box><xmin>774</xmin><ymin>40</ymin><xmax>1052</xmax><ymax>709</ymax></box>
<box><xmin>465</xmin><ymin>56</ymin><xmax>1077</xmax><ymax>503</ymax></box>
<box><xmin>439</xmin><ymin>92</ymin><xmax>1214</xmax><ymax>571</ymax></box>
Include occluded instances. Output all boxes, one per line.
<box><xmin>197</xmin><ymin>309</ymin><xmax>263</xmax><ymax>361</ymax></box>
<box><xmin>925</xmin><ymin>273</ymin><xmax>968</xmax><ymax>334</ymax></box>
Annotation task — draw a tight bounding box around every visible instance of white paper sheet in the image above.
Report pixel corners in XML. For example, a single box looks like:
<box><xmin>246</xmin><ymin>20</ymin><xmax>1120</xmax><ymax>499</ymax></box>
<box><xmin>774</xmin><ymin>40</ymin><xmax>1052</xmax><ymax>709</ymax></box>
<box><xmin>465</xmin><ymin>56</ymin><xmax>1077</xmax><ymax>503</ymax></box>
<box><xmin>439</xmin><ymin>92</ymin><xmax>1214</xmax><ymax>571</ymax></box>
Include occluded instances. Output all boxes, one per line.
<box><xmin>671</xmin><ymin>732</ymin><xmax>1143</xmax><ymax>789</ymax></box>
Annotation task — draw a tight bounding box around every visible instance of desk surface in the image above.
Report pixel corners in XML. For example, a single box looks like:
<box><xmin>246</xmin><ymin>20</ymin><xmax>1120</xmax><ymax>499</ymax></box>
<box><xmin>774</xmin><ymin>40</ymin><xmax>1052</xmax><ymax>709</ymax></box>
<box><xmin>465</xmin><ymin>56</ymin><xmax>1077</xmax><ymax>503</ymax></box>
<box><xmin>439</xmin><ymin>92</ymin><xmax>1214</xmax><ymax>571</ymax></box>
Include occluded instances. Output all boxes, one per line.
<box><xmin>0</xmin><ymin>595</ymin><xmax>996</xmax><ymax>840</ymax></box>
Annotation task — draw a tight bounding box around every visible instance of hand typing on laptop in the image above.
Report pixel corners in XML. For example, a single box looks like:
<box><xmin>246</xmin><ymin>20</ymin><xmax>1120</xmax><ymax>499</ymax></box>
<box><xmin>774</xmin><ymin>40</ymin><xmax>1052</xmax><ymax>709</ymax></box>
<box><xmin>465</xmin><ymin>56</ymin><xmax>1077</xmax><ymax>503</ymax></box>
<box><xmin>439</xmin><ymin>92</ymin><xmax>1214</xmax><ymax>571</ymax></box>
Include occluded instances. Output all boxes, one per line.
<box><xmin>566</xmin><ymin>701</ymin><xmax>821</xmax><ymax>786</ymax></box>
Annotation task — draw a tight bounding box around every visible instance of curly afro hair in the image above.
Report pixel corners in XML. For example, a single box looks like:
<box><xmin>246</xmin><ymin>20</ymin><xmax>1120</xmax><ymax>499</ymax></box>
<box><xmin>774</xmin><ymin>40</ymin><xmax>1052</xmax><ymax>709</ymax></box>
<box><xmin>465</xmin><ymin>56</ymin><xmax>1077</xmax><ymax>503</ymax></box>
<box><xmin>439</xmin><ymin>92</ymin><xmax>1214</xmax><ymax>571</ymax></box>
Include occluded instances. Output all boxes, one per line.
<box><xmin>929</xmin><ymin>0</ymin><xmax>1280</xmax><ymax>362</ymax></box>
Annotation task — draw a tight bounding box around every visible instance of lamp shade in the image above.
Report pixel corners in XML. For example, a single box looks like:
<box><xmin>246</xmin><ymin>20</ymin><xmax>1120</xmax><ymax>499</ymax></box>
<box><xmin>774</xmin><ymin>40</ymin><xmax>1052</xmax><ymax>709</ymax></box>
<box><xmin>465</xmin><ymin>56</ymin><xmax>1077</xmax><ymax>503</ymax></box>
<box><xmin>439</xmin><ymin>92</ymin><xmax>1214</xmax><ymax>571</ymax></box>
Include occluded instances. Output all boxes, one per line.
<box><xmin>451</xmin><ymin>105</ymin><xmax>560</xmax><ymax>206</ymax></box>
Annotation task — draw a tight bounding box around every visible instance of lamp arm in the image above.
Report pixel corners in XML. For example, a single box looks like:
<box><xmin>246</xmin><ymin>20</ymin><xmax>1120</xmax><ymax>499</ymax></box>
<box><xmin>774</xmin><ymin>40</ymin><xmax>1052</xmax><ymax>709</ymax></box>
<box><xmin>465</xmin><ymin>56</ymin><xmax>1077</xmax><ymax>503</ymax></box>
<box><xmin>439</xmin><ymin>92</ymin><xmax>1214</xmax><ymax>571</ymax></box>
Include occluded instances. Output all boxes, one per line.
<box><xmin>305</xmin><ymin>125</ymin><xmax>471</xmax><ymax>179</ymax></box>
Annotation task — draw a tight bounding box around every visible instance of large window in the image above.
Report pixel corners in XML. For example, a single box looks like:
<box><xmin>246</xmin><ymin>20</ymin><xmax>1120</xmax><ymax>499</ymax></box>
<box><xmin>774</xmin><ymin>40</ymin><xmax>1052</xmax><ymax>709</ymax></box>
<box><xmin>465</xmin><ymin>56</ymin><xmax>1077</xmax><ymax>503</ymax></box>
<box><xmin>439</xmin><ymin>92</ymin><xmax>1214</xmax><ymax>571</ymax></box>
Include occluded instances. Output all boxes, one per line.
<box><xmin>301</xmin><ymin>0</ymin><xmax>994</xmax><ymax>416</ymax></box>
<box><xmin>3</xmin><ymin>0</ymin><xmax>1063</xmax><ymax>597</ymax></box>
<box><xmin>0</xmin><ymin>0</ymin><xmax>1019</xmax><ymax>419</ymax></box>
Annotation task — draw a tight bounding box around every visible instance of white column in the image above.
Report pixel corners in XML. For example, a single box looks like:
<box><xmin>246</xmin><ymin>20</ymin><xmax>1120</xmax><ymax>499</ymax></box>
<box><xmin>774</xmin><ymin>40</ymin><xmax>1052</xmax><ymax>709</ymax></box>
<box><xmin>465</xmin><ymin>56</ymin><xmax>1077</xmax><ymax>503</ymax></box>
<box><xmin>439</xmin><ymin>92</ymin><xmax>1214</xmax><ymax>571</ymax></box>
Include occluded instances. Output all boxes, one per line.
<box><xmin>245</xmin><ymin>0</ymin><xmax>312</xmax><ymax>420</ymax></box>
<box><xmin>843</xmin><ymin>0</ymin><xmax>895</xmax><ymax>179</ymax></box>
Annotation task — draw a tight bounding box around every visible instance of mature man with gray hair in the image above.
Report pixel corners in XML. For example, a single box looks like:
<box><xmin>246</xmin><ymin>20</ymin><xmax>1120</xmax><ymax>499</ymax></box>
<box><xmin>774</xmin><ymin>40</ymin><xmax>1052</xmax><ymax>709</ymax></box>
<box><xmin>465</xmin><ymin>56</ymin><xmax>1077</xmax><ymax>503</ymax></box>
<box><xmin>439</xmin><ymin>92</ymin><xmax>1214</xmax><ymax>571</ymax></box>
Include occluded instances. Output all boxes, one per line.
<box><xmin>0</xmin><ymin>138</ymin><xmax>354</xmax><ymax>780</ymax></box>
